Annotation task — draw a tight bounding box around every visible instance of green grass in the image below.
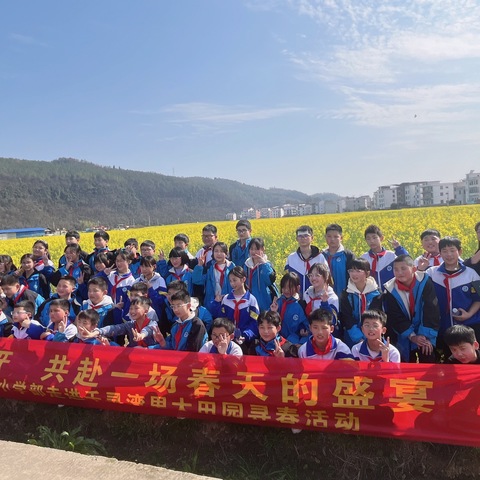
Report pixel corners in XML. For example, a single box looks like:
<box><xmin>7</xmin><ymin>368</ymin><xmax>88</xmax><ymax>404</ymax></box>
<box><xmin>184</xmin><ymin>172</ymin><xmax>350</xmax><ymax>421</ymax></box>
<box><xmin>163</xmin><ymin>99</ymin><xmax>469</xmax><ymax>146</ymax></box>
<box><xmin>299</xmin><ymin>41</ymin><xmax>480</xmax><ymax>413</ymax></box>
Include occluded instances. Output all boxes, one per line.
<box><xmin>1</xmin><ymin>398</ymin><xmax>479</xmax><ymax>480</ymax></box>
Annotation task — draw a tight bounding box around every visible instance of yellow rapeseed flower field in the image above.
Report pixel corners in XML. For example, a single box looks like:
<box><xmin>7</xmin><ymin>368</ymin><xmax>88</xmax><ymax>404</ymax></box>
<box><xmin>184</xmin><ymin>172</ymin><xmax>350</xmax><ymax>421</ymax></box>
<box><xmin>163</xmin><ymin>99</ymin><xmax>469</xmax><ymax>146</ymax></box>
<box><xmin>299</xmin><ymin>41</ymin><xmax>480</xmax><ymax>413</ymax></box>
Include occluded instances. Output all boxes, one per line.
<box><xmin>1</xmin><ymin>205</ymin><xmax>479</xmax><ymax>279</ymax></box>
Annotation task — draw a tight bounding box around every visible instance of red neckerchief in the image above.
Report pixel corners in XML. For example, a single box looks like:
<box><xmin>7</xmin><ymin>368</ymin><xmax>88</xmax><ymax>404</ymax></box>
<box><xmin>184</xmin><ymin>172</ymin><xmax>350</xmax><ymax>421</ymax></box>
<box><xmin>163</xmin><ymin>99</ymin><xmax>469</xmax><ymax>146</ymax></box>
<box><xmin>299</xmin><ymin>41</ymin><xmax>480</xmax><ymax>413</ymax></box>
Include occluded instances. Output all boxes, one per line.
<box><xmin>111</xmin><ymin>272</ymin><xmax>132</xmax><ymax>299</ymax></box>
<box><xmin>311</xmin><ymin>335</ymin><xmax>333</xmax><ymax>356</ymax></box>
<box><xmin>68</xmin><ymin>261</ymin><xmax>80</xmax><ymax>276</ymax></box>
<box><xmin>233</xmin><ymin>298</ymin><xmax>246</xmax><ymax>326</ymax></box>
<box><xmin>424</xmin><ymin>252</ymin><xmax>441</xmax><ymax>266</ymax></box>
<box><xmin>13</xmin><ymin>285</ymin><xmax>28</xmax><ymax>305</ymax></box>
<box><xmin>360</xmin><ymin>293</ymin><xmax>367</xmax><ymax>314</ymax></box>
<box><xmin>135</xmin><ymin>315</ymin><xmax>150</xmax><ymax>347</ymax></box>
<box><xmin>174</xmin><ymin>321</ymin><xmax>187</xmax><ymax>348</ymax></box>
<box><xmin>298</xmin><ymin>250</ymin><xmax>313</xmax><ymax>273</ymax></box>
<box><xmin>34</xmin><ymin>259</ymin><xmax>44</xmax><ymax>269</ymax></box>
<box><xmin>306</xmin><ymin>291</ymin><xmax>324</xmax><ymax>316</ymax></box>
<box><xmin>172</xmin><ymin>267</ymin><xmax>188</xmax><ymax>281</ymax></box>
<box><xmin>259</xmin><ymin>336</ymin><xmax>287</xmax><ymax>356</ymax></box>
<box><xmin>214</xmin><ymin>263</ymin><xmax>226</xmax><ymax>289</ymax></box>
<box><xmin>248</xmin><ymin>264</ymin><xmax>259</xmax><ymax>289</ymax></box>
<box><xmin>396</xmin><ymin>277</ymin><xmax>417</xmax><ymax>318</ymax></box>
<box><xmin>369</xmin><ymin>249</ymin><xmax>387</xmax><ymax>280</ymax></box>
<box><xmin>90</xmin><ymin>303</ymin><xmax>102</xmax><ymax>311</ymax></box>
<box><xmin>280</xmin><ymin>298</ymin><xmax>294</xmax><ymax>320</ymax></box>
<box><xmin>442</xmin><ymin>269</ymin><xmax>463</xmax><ymax>313</ymax></box>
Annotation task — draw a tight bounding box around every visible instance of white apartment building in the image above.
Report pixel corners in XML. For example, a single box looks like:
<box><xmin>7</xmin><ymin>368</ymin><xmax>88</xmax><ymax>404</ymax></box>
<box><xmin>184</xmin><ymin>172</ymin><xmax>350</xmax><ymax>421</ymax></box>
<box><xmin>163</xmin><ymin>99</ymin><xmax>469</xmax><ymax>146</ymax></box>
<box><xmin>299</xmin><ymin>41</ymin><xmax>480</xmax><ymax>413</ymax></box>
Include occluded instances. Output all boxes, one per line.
<box><xmin>465</xmin><ymin>170</ymin><xmax>480</xmax><ymax>204</ymax></box>
<box><xmin>373</xmin><ymin>186</ymin><xmax>398</xmax><ymax>210</ymax></box>
<box><xmin>271</xmin><ymin>206</ymin><xmax>284</xmax><ymax>218</ymax></box>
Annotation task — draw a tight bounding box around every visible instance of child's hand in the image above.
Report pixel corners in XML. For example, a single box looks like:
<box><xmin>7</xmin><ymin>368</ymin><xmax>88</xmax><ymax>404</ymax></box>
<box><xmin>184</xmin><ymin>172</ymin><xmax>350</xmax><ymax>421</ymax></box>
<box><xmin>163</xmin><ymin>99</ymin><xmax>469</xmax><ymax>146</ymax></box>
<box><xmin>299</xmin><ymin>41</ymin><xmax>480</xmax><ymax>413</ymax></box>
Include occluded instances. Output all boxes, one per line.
<box><xmin>77</xmin><ymin>272</ymin><xmax>84</xmax><ymax>285</ymax></box>
<box><xmin>57</xmin><ymin>319</ymin><xmax>66</xmax><ymax>333</ymax></box>
<box><xmin>453</xmin><ymin>308</ymin><xmax>469</xmax><ymax>320</ymax></box>
<box><xmin>78</xmin><ymin>326</ymin><xmax>99</xmax><ymax>339</ymax></box>
<box><xmin>270</xmin><ymin>296</ymin><xmax>278</xmax><ymax>312</ymax></box>
<box><xmin>214</xmin><ymin>293</ymin><xmax>224</xmax><ymax>303</ymax></box>
<box><xmin>99</xmin><ymin>336</ymin><xmax>110</xmax><ymax>346</ymax></box>
<box><xmin>65</xmin><ymin>261</ymin><xmax>73</xmax><ymax>270</ymax></box>
<box><xmin>14</xmin><ymin>268</ymin><xmax>23</xmax><ymax>277</ymax></box>
<box><xmin>236</xmin><ymin>335</ymin><xmax>245</xmax><ymax>345</ymax></box>
<box><xmin>115</xmin><ymin>299</ymin><xmax>124</xmax><ymax>310</ymax></box>
<box><xmin>152</xmin><ymin>325</ymin><xmax>166</xmax><ymax>346</ymax></box>
<box><xmin>299</xmin><ymin>328</ymin><xmax>309</xmax><ymax>337</ymax></box>
<box><xmin>378</xmin><ymin>337</ymin><xmax>390</xmax><ymax>362</ymax></box>
<box><xmin>273</xmin><ymin>339</ymin><xmax>285</xmax><ymax>357</ymax></box>
<box><xmin>416</xmin><ymin>257</ymin><xmax>430</xmax><ymax>272</ymax></box>
<box><xmin>158</xmin><ymin>250</ymin><xmax>165</xmax><ymax>262</ymax></box>
<box><xmin>132</xmin><ymin>328</ymin><xmax>145</xmax><ymax>343</ymax></box>
<box><xmin>389</xmin><ymin>237</ymin><xmax>400</xmax><ymax>249</ymax></box>
<box><xmin>104</xmin><ymin>267</ymin><xmax>114</xmax><ymax>275</ymax></box>
<box><xmin>20</xmin><ymin>318</ymin><xmax>31</xmax><ymax>329</ymax></box>
<box><xmin>320</xmin><ymin>291</ymin><xmax>329</xmax><ymax>302</ymax></box>
<box><xmin>252</xmin><ymin>253</ymin><xmax>266</xmax><ymax>264</ymax></box>
<box><xmin>216</xmin><ymin>333</ymin><xmax>229</xmax><ymax>354</ymax></box>
<box><xmin>198</xmin><ymin>253</ymin><xmax>206</xmax><ymax>267</ymax></box>
<box><xmin>470</xmin><ymin>250</ymin><xmax>480</xmax><ymax>265</ymax></box>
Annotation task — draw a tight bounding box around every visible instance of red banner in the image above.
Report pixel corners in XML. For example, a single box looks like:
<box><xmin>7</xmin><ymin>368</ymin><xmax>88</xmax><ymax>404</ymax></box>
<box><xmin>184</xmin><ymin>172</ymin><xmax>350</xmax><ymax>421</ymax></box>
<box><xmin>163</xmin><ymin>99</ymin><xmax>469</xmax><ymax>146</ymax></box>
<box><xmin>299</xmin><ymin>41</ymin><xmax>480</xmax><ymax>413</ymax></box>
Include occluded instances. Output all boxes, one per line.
<box><xmin>0</xmin><ymin>337</ymin><xmax>478</xmax><ymax>447</ymax></box>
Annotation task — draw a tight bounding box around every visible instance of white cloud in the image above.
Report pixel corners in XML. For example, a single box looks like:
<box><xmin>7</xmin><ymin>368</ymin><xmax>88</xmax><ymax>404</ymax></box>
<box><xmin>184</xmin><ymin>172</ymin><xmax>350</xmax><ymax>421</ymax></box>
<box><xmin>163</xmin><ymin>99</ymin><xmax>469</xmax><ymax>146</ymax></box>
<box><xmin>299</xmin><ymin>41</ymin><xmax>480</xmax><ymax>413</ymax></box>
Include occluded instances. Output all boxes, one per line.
<box><xmin>163</xmin><ymin>102</ymin><xmax>306</xmax><ymax>125</ymax></box>
<box><xmin>10</xmin><ymin>33</ymin><xmax>47</xmax><ymax>47</ymax></box>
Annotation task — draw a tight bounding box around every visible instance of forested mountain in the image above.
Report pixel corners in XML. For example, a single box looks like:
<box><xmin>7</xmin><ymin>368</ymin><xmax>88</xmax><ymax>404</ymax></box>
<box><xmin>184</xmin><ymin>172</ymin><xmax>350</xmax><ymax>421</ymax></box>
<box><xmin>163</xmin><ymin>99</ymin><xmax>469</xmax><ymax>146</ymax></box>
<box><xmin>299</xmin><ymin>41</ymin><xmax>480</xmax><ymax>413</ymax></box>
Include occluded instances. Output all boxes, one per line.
<box><xmin>0</xmin><ymin>157</ymin><xmax>339</xmax><ymax>229</ymax></box>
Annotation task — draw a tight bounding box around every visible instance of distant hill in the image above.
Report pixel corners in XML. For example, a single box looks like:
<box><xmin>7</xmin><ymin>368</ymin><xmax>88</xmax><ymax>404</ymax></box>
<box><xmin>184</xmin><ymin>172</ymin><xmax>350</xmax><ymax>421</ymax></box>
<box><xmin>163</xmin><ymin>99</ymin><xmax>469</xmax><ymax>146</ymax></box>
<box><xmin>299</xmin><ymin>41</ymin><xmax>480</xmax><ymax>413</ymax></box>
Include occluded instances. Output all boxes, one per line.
<box><xmin>0</xmin><ymin>157</ymin><xmax>339</xmax><ymax>229</ymax></box>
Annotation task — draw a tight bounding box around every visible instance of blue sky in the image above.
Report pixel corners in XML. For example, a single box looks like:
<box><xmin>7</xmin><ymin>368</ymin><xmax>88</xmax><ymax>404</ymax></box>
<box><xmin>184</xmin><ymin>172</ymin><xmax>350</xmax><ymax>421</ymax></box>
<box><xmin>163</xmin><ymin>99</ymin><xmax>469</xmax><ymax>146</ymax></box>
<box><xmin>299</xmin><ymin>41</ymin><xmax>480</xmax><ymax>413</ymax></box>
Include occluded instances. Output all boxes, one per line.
<box><xmin>2</xmin><ymin>1</ymin><xmax>480</xmax><ymax>196</ymax></box>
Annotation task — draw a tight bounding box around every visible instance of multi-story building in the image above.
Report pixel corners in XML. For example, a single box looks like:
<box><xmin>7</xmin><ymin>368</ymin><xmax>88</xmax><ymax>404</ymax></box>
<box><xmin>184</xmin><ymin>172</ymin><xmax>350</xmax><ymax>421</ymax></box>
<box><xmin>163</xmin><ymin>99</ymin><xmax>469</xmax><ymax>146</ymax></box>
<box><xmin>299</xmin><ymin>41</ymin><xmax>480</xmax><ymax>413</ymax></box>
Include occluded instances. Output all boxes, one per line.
<box><xmin>373</xmin><ymin>186</ymin><xmax>398</xmax><ymax>210</ymax></box>
<box><xmin>465</xmin><ymin>170</ymin><xmax>480</xmax><ymax>204</ymax></box>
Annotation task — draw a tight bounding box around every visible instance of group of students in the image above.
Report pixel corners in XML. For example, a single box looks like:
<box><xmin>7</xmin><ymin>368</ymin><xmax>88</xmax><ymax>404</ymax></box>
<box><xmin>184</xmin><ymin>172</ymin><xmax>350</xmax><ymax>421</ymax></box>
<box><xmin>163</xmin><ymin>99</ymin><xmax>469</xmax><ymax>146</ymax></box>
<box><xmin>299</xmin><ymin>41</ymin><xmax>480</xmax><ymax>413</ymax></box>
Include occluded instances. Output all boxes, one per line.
<box><xmin>1</xmin><ymin>219</ymin><xmax>480</xmax><ymax>366</ymax></box>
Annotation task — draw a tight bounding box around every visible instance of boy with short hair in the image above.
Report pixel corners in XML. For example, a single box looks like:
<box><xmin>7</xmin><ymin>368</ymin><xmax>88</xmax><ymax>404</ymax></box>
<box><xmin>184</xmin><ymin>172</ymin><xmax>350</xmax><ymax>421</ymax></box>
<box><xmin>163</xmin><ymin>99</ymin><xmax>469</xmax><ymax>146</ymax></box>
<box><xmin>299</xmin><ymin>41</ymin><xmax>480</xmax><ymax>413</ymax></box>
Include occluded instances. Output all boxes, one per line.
<box><xmin>384</xmin><ymin>255</ymin><xmax>440</xmax><ymax>362</ymax></box>
<box><xmin>229</xmin><ymin>219</ymin><xmax>252</xmax><ymax>270</ymax></box>
<box><xmin>163</xmin><ymin>280</ymin><xmax>212</xmax><ymax>334</ymax></box>
<box><xmin>140</xmin><ymin>240</ymin><xmax>156</xmax><ymax>258</ymax></box>
<box><xmin>11</xmin><ymin>300</ymin><xmax>45</xmax><ymax>340</ymax></box>
<box><xmin>87</xmin><ymin>230</ymin><xmax>114</xmax><ymax>273</ymax></box>
<box><xmin>284</xmin><ymin>225</ymin><xmax>328</xmax><ymax>299</ymax></box>
<box><xmin>298</xmin><ymin>308</ymin><xmax>353</xmax><ymax>360</ymax></box>
<box><xmin>82</xmin><ymin>297</ymin><xmax>157</xmax><ymax>348</ymax></box>
<box><xmin>422</xmin><ymin>237</ymin><xmax>480</xmax><ymax>346</ymax></box>
<box><xmin>199</xmin><ymin>317</ymin><xmax>243</xmax><ymax>355</ymax></box>
<box><xmin>322</xmin><ymin>223</ymin><xmax>356</xmax><ymax>297</ymax></box>
<box><xmin>352</xmin><ymin>310</ymin><xmax>400</xmax><ymax>363</ymax></box>
<box><xmin>128</xmin><ymin>282</ymin><xmax>160</xmax><ymax>324</ymax></box>
<box><xmin>193</xmin><ymin>224</ymin><xmax>218</xmax><ymax>303</ymax></box>
<box><xmin>37</xmin><ymin>276</ymin><xmax>82</xmax><ymax>327</ymax></box>
<box><xmin>73</xmin><ymin>310</ymin><xmax>104</xmax><ymax>345</ymax></box>
<box><xmin>414</xmin><ymin>229</ymin><xmax>442</xmax><ymax>268</ymax></box>
<box><xmin>195</xmin><ymin>224</ymin><xmax>218</xmax><ymax>266</ymax></box>
<box><xmin>0</xmin><ymin>274</ymin><xmax>44</xmax><ymax>318</ymax></box>
<box><xmin>150</xmin><ymin>290</ymin><xmax>207</xmax><ymax>352</ymax></box>
<box><xmin>174</xmin><ymin>233</ymin><xmax>195</xmax><ymax>260</ymax></box>
<box><xmin>40</xmin><ymin>298</ymin><xmax>77</xmax><ymax>341</ymax></box>
<box><xmin>361</xmin><ymin>224</ymin><xmax>408</xmax><ymax>289</ymax></box>
<box><xmin>250</xmin><ymin>310</ymin><xmax>298</xmax><ymax>357</ymax></box>
<box><xmin>58</xmin><ymin>230</ymin><xmax>88</xmax><ymax>267</ymax></box>
<box><xmin>339</xmin><ymin>258</ymin><xmax>383</xmax><ymax>348</ymax></box>
<box><xmin>81</xmin><ymin>277</ymin><xmax>114</xmax><ymax>328</ymax></box>
<box><xmin>444</xmin><ymin>325</ymin><xmax>480</xmax><ymax>364</ymax></box>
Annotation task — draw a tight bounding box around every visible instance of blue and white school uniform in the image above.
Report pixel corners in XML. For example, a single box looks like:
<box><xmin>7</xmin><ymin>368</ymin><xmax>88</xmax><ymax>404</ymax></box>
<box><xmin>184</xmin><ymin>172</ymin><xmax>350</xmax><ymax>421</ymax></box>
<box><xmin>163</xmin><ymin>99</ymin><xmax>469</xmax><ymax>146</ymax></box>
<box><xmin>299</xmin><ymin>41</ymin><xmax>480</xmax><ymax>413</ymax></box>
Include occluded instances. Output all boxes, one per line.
<box><xmin>285</xmin><ymin>246</ymin><xmax>328</xmax><ymax>299</ymax></box>
<box><xmin>352</xmin><ymin>339</ymin><xmax>400</xmax><ymax>363</ymax></box>
<box><xmin>277</xmin><ymin>295</ymin><xmax>309</xmax><ymax>345</ymax></box>
<box><xmin>361</xmin><ymin>246</ymin><xmax>408</xmax><ymax>290</ymax></box>
<box><xmin>298</xmin><ymin>335</ymin><xmax>353</xmax><ymax>360</ymax></box>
